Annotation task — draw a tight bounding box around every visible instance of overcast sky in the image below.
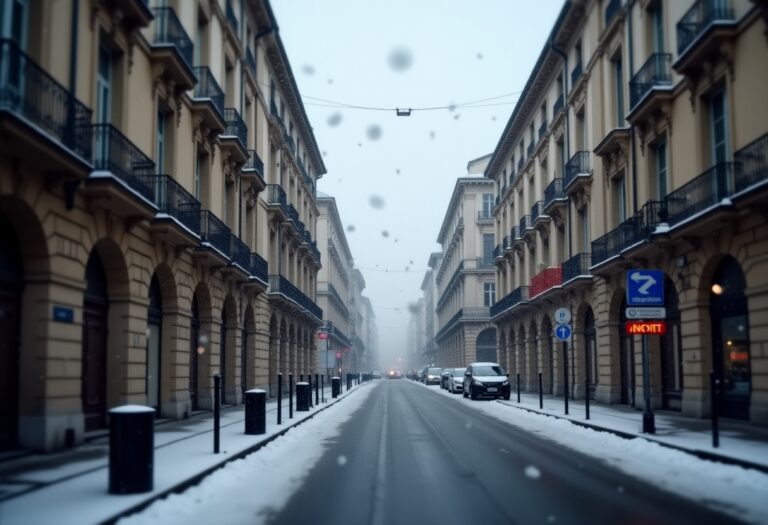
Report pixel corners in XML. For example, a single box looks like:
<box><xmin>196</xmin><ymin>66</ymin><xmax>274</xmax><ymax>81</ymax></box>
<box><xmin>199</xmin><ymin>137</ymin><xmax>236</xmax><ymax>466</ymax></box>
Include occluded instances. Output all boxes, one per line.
<box><xmin>272</xmin><ymin>0</ymin><xmax>565</xmax><ymax>368</ymax></box>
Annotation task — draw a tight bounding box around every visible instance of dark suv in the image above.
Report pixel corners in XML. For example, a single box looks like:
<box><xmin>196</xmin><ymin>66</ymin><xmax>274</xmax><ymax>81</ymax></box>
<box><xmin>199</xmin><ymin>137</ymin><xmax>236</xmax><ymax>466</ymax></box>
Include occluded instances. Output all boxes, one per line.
<box><xmin>462</xmin><ymin>362</ymin><xmax>510</xmax><ymax>400</ymax></box>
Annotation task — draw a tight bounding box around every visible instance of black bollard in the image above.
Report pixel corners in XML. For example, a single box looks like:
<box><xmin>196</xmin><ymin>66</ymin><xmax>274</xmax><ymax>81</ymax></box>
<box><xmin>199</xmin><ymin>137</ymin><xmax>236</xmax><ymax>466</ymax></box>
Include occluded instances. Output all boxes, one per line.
<box><xmin>244</xmin><ymin>389</ymin><xmax>267</xmax><ymax>435</ymax></box>
<box><xmin>277</xmin><ymin>373</ymin><xmax>282</xmax><ymax>425</ymax></box>
<box><xmin>539</xmin><ymin>373</ymin><xmax>543</xmax><ymax>409</ymax></box>
<box><xmin>563</xmin><ymin>342</ymin><xmax>569</xmax><ymax>416</ymax></box>
<box><xmin>213</xmin><ymin>373</ymin><xmax>221</xmax><ymax>453</ymax></box>
<box><xmin>516</xmin><ymin>373</ymin><xmax>520</xmax><ymax>403</ymax></box>
<box><xmin>710</xmin><ymin>371</ymin><xmax>720</xmax><ymax>448</ymax></box>
<box><xmin>289</xmin><ymin>373</ymin><xmax>294</xmax><ymax>419</ymax></box>
<box><xmin>108</xmin><ymin>405</ymin><xmax>155</xmax><ymax>494</ymax></box>
<box><xmin>321</xmin><ymin>374</ymin><xmax>325</xmax><ymax>402</ymax></box>
<box><xmin>308</xmin><ymin>375</ymin><xmax>313</xmax><ymax>408</ymax></box>
<box><xmin>585</xmin><ymin>375</ymin><xmax>591</xmax><ymax>421</ymax></box>
<box><xmin>315</xmin><ymin>373</ymin><xmax>319</xmax><ymax>405</ymax></box>
<box><xmin>296</xmin><ymin>382</ymin><xmax>310</xmax><ymax>411</ymax></box>
<box><xmin>332</xmin><ymin>376</ymin><xmax>340</xmax><ymax>398</ymax></box>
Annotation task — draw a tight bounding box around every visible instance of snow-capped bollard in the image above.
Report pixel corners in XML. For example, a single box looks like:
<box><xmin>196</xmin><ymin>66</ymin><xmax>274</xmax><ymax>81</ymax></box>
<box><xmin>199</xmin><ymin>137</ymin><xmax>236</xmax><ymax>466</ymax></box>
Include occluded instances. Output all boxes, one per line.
<box><xmin>331</xmin><ymin>376</ymin><xmax>341</xmax><ymax>398</ymax></box>
<box><xmin>109</xmin><ymin>405</ymin><xmax>154</xmax><ymax>494</ymax></box>
<box><xmin>296</xmin><ymin>382</ymin><xmax>310</xmax><ymax>411</ymax></box>
<box><xmin>245</xmin><ymin>389</ymin><xmax>267</xmax><ymax>435</ymax></box>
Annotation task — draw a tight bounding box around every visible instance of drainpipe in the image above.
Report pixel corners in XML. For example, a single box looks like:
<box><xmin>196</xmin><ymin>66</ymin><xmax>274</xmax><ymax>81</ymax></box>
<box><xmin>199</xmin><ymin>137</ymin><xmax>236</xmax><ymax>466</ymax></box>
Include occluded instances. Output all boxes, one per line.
<box><xmin>68</xmin><ymin>0</ymin><xmax>79</xmax><ymax>95</ymax></box>
<box><xmin>627</xmin><ymin>0</ymin><xmax>638</xmax><ymax>214</ymax></box>
<box><xmin>550</xmin><ymin>38</ymin><xmax>571</xmax><ymax>258</ymax></box>
<box><xmin>64</xmin><ymin>0</ymin><xmax>81</xmax><ymax>210</ymax></box>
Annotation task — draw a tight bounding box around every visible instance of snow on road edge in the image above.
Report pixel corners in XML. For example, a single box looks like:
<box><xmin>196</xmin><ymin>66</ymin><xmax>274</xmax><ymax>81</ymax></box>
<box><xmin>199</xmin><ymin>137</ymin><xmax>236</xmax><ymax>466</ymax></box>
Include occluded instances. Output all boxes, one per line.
<box><xmin>118</xmin><ymin>382</ymin><xmax>379</xmax><ymax>525</ymax></box>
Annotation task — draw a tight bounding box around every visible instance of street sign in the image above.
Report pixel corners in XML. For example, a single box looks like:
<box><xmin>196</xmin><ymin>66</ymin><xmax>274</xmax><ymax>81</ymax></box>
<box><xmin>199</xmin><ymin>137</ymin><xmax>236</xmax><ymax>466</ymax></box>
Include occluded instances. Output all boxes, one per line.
<box><xmin>554</xmin><ymin>308</ymin><xmax>571</xmax><ymax>325</ymax></box>
<box><xmin>626</xmin><ymin>320</ymin><xmax>667</xmax><ymax>335</ymax></box>
<box><xmin>317</xmin><ymin>331</ymin><xmax>328</xmax><ymax>340</ymax></box>
<box><xmin>554</xmin><ymin>324</ymin><xmax>571</xmax><ymax>341</ymax></box>
<box><xmin>627</xmin><ymin>270</ymin><xmax>664</xmax><ymax>306</ymax></box>
<box><xmin>625</xmin><ymin>307</ymin><xmax>666</xmax><ymax>319</ymax></box>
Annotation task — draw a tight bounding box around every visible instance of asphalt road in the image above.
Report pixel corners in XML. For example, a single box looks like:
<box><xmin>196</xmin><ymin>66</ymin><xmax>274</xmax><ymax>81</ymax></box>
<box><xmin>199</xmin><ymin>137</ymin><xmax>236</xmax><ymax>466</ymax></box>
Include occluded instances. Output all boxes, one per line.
<box><xmin>271</xmin><ymin>379</ymin><xmax>739</xmax><ymax>525</ymax></box>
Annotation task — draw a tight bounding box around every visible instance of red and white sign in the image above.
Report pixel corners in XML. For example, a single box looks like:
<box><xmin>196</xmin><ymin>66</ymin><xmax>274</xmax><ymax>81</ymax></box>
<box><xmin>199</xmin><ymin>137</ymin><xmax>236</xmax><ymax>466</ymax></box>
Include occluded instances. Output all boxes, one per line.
<box><xmin>625</xmin><ymin>320</ymin><xmax>667</xmax><ymax>335</ymax></box>
<box><xmin>317</xmin><ymin>331</ymin><xmax>328</xmax><ymax>340</ymax></box>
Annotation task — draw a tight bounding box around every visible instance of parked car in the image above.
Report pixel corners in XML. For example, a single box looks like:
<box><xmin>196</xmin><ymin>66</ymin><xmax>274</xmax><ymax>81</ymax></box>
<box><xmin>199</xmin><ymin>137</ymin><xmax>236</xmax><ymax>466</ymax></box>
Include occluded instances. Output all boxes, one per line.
<box><xmin>440</xmin><ymin>368</ymin><xmax>454</xmax><ymax>389</ymax></box>
<box><xmin>424</xmin><ymin>367</ymin><xmax>442</xmax><ymax>385</ymax></box>
<box><xmin>448</xmin><ymin>367</ymin><xmax>466</xmax><ymax>394</ymax></box>
<box><xmin>419</xmin><ymin>366</ymin><xmax>429</xmax><ymax>382</ymax></box>
<box><xmin>462</xmin><ymin>362</ymin><xmax>510</xmax><ymax>400</ymax></box>
<box><xmin>372</xmin><ymin>371</ymin><xmax>382</xmax><ymax>379</ymax></box>
<box><xmin>387</xmin><ymin>368</ymin><xmax>402</xmax><ymax>379</ymax></box>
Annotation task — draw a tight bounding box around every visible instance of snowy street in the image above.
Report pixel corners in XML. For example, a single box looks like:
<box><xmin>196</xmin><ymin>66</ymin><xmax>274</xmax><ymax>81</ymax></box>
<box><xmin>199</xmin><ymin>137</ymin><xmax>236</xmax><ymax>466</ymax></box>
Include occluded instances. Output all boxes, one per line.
<box><xmin>120</xmin><ymin>380</ymin><xmax>766</xmax><ymax>525</ymax></box>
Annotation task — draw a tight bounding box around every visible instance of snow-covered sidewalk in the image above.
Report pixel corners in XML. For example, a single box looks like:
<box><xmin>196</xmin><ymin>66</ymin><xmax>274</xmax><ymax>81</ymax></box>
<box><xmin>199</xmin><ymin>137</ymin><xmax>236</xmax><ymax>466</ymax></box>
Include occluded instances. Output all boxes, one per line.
<box><xmin>421</xmin><ymin>382</ymin><xmax>768</xmax><ymax>525</ymax></box>
<box><xmin>0</xmin><ymin>381</ymin><xmax>373</xmax><ymax>525</ymax></box>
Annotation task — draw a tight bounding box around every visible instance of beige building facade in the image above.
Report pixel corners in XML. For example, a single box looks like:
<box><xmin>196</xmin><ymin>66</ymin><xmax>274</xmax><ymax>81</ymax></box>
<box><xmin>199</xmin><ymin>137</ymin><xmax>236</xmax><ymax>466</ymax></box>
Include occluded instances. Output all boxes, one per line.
<box><xmin>487</xmin><ymin>0</ymin><xmax>768</xmax><ymax>425</ymax></box>
<box><xmin>0</xmin><ymin>0</ymin><xmax>327</xmax><ymax>452</ymax></box>
<box><xmin>434</xmin><ymin>163</ymin><xmax>497</xmax><ymax>368</ymax></box>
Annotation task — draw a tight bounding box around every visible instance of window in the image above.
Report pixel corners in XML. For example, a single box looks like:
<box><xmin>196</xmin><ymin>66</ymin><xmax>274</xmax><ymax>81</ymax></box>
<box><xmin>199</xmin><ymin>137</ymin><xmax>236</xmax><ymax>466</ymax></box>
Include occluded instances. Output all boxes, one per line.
<box><xmin>613</xmin><ymin>174</ymin><xmax>627</xmax><ymax>223</ymax></box>
<box><xmin>482</xmin><ymin>193</ymin><xmax>494</xmax><ymax>217</ymax></box>
<box><xmin>652</xmin><ymin>3</ymin><xmax>664</xmax><ymax>52</ymax></box>
<box><xmin>156</xmin><ymin>110</ymin><xmax>166</xmax><ymax>174</ymax></box>
<box><xmin>195</xmin><ymin>14</ymin><xmax>208</xmax><ymax>66</ymax></box>
<box><xmin>2</xmin><ymin>0</ymin><xmax>28</xmax><ymax>47</ymax></box>
<box><xmin>96</xmin><ymin>43</ymin><xmax>112</xmax><ymax>124</ymax></box>
<box><xmin>654</xmin><ymin>138</ymin><xmax>668</xmax><ymax>199</ymax></box>
<box><xmin>613</xmin><ymin>55</ymin><xmax>624</xmax><ymax>126</ymax></box>
<box><xmin>483</xmin><ymin>282</ymin><xmax>496</xmax><ymax>306</ymax></box>
<box><xmin>483</xmin><ymin>234</ymin><xmax>494</xmax><ymax>262</ymax></box>
<box><xmin>578</xmin><ymin>206</ymin><xmax>589</xmax><ymax>252</ymax></box>
<box><xmin>710</xmin><ymin>88</ymin><xmax>728</xmax><ymax>165</ymax></box>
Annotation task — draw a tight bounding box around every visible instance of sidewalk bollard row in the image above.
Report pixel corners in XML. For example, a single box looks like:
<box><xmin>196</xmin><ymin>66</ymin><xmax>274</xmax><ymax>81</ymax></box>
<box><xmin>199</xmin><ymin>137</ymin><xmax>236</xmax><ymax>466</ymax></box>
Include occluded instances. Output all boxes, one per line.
<box><xmin>332</xmin><ymin>377</ymin><xmax>340</xmax><ymax>398</ymax></box>
<box><xmin>245</xmin><ymin>389</ymin><xmax>266</xmax><ymax>435</ymax></box>
<box><xmin>296</xmin><ymin>382</ymin><xmax>311</xmax><ymax>411</ymax></box>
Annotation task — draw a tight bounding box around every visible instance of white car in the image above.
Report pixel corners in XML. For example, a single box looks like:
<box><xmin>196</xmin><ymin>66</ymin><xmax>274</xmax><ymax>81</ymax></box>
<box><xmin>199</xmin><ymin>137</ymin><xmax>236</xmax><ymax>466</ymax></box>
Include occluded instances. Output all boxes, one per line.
<box><xmin>448</xmin><ymin>367</ymin><xmax>466</xmax><ymax>394</ymax></box>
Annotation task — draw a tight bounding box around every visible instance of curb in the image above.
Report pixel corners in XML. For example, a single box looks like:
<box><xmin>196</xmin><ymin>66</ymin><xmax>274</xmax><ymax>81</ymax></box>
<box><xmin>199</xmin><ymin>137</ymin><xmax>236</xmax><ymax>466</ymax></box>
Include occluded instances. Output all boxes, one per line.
<box><xmin>102</xmin><ymin>381</ymin><xmax>374</xmax><ymax>524</ymax></box>
<box><xmin>495</xmin><ymin>400</ymin><xmax>768</xmax><ymax>475</ymax></box>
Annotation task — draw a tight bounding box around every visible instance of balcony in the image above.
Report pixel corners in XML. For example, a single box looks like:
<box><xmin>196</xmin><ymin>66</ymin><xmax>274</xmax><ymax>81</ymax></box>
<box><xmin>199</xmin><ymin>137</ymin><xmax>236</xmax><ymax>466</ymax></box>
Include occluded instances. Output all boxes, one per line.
<box><xmin>552</xmin><ymin>93</ymin><xmax>564</xmax><ymax>118</ymax></box>
<box><xmin>734</xmin><ymin>132</ymin><xmax>768</xmax><ymax>195</ymax></box>
<box><xmin>475</xmin><ymin>257</ymin><xmax>495</xmax><ymax>269</ymax></box>
<box><xmin>285</xmin><ymin>202</ymin><xmax>305</xmax><ymax>238</ymax></box>
<box><xmin>197</xmin><ymin>210</ymin><xmax>231</xmax><ymax>264</ymax></box>
<box><xmin>562</xmin><ymin>253</ymin><xmax>591</xmax><ymax>285</ymax></box>
<box><xmin>674</xmin><ymin>0</ymin><xmax>737</xmax><ymax>76</ymax></box>
<box><xmin>538</xmin><ymin>119</ymin><xmax>548</xmax><ymax>141</ymax></box>
<box><xmin>530</xmin><ymin>267</ymin><xmax>562</xmax><ymax>298</ymax></box>
<box><xmin>284</xmin><ymin>131</ymin><xmax>296</xmax><ymax>155</ymax></box>
<box><xmin>268</xmin><ymin>275</ymin><xmax>323</xmax><ymax>323</ymax></box>
<box><xmin>86</xmin><ymin>123</ymin><xmax>156</xmax><ymax>218</ymax></box>
<box><xmin>530</xmin><ymin>201</ymin><xmax>549</xmax><ymax>227</ymax></box>
<box><xmin>590</xmin><ymin>200</ymin><xmax>666</xmax><ymax>269</ymax></box>
<box><xmin>241</xmin><ymin>149</ymin><xmax>265</xmax><ymax>190</ymax></box>
<box><xmin>244</xmin><ymin>47</ymin><xmax>257</xmax><ymax>85</ymax></box>
<box><xmin>543</xmin><ymin>178</ymin><xmax>568</xmax><ymax>214</ymax></box>
<box><xmin>564</xmin><ymin>151</ymin><xmax>591</xmax><ymax>193</ymax></box>
<box><xmin>503</xmin><ymin>234</ymin><xmax>513</xmax><ymax>251</ymax></box>
<box><xmin>527</xmin><ymin>142</ymin><xmax>534</xmax><ymax>159</ymax></box>
<box><xmin>266</xmin><ymin>184</ymin><xmax>288</xmax><ymax>220</ymax></box>
<box><xmin>113</xmin><ymin>0</ymin><xmax>153</xmax><ymax>27</ymax></box>
<box><xmin>477</xmin><ymin>209</ymin><xmax>494</xmax><ymax>222</ymax></box>
<box><xmin>149</xmin><ymin>174</ymin><xmax>201</xmax><ymax>245</ymax></box>
<box><xmin>493</xmin><ymin>243</ymin><xmax>502</xmax><ymax>259</ymax></box>
<box><xmin>149</xmin><ymin>7</ymin><xmax>195</xmax><ymax>90</ymax></box>
<box><xmin>190</xmin><ymin>66</ymin><xmax>225</xmax><ymax>131</ymax></box>
<box><xmin>463</xmin><ymin>307</ymin><xmax>490</xmax><ymax>320</ymax></box>
<box><xmin>219</xmin><ymin>107</ymin><xmax>248</xmax><ymax>163</ymax></box>
<box><xmin>571</xmin><ymin>61</ymin><xmax>583</xmax><ymax>88</ymax></box>
<box><xmin>628</xmin><ymin>53</ymin><xmax>673</xmax><ymax>123</ymax></box>
<box><xmin>226</xmin><ymin>233</ymin><xmax>251</xmax><ymax>279</ymax></box>
<box><xmin>517</xmin><ymin>156</ymin><xmax>525</xmax><ymax>172</ymax></box>
<box><xmin>0</xmin><ymin>39</ymin><xmax>92</xmax><ymax>179</ymax></box>
<box><xmin>490</xmin><ymin>286</ymin><xmax>529</xmax><ymax>319</ymax></box>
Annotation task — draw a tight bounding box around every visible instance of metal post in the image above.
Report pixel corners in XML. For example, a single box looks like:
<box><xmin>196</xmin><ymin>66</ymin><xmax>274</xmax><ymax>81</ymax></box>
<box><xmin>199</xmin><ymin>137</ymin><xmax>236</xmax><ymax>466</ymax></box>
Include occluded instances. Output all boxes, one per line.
<box><xmin>710</xmin><ymin>371</ymin><xmax>720</xmax><ymax>448</ymax></box>
<box><xmin>321</xmin><ymin>374</ymin><xmax>325</xmax><ymax>402</ymax></box>
<box><xmin>516</xmin><ymin>373</ymin><xmax>520</xmax><ymax>403</ymax></box>
<box><xmin>585</xmin><ymin>341</ymin><xmax>590</xmax><ymax>421</ymax></box>
<box><xmin>277</xmin><ymin>373</ymin><xmax>282</xmax><ymax>425</ymax></box>
<box><xmin>213</xmin><ymin>373</ymin><xmax>221</xmax><ymax>453</ymax></box>
<box><xmin>538</xmin><ymin>372</ymin><xmax>543</xmax><ymax>409</ymax></box>
<box><xmin>315</xmin><ymin>373</ymin><xmax>319</xmax><ymax>405</ymax></box>
<box><xmin>289</xmin><ymin>373</ymin><xmax>294</xmax><ymax>419</ymax></box>
<box><xmin>641</xmin><ymin>335</ymin><xmax>655</xmax><ymax>433</ymax></box>
<box><xmin>563</xmin><ymin>342</ymin><xmax>569</xmax><ymax>415</ymax></box>
<box><xmin>308</xmin><ymin>374</ymin><xmax>313</xmax><ymax>408</ymax></box>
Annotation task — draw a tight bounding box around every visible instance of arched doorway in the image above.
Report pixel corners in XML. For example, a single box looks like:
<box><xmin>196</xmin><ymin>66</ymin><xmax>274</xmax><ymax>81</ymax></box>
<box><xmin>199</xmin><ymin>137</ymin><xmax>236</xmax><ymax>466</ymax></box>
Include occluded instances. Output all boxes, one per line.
<box><xmin>541</xmin><ymin>317</ymin><xmax>554</xmax><ymax>395</ymax></box>
<box><xmin>710</xmin><ymin>257</ymin><xmax>751</xmax><ymax>420</ymax></box>
<box><xmin>82</xmin><ymin>252</ymin><xmax>109</xmax><ymax>431</ymax></box>
<box><xmin>147</xmin><ymin>275</ymin><xmax>162</xmax><ymax>410</ymax></box>
<box><xmin>584</xmin><ymin>308</ymin><xmax>597</xmax><ymax>400</ymax></box>
<box><xmin>189</xmin><ymin>295</ymin><xmax>200</xmax><ymax>411</ymax></box>
<box><xmin>661</xmin><ymin>278</ymin><xmax>683</xmax><ymax>410</ymax></box>
<box><xmin>619</xmin><ymin>297</ymin><xmax>635</xmax><ymax>406</ymax></box>
<box><xmin>476</xmin><ymin>328</ymin><xmax>497</xmax><ymax>362</ymax></box>
<box><xmin>0</xmin><ymin>212</ymin><xmax>22</xmax><ymax>450</ymax></box>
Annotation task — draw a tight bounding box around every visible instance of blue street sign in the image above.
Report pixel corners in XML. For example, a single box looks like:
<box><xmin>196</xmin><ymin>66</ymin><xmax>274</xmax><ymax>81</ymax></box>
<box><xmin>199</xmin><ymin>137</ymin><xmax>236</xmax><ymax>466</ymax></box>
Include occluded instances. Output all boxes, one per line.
<box><xmin>627</xmin><ymin>270</ymin><xmax>664</xmax><ymax>306</ymax></box>
<box><xmin>555</xmin><ymin>324</ymin><xmax>571</xmax><ymax>341</ymax></box>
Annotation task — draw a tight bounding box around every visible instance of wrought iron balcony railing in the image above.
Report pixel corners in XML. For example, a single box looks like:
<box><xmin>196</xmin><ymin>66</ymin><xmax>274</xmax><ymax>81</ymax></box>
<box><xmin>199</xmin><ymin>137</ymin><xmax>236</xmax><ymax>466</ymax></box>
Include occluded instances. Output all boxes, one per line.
<box><xmin>517</xmin><ymin>156</ymin><xmax>525</xmax><ymax>172</ymax></box>
<box><xmin>477</xmin><ymin>210</ymin><xmax>494</xmax><ymax>221</ymax></box>
<box><xmin>552</xmin><ymin>93</ymin><xmax>564</xmax><ymax>116</ymax></box>
<box><xmin>530</xmin><ymin>267</ymin><xmax>562</xmax><ymax>298</ymax></box>
<box><xmin>228</xmin><ymin>233</ymin><xmax>250</xmax><ymax>271</ymax></box>
<box><xmin>247</xmin><ymin>252</ymin><xmax>268</xmax><ymax>283</ymax></box>
<box><xmin>733</xmin><ymin>132</ymin><xmax>768</xmax><ymax>194</ymax></box>
<box><xmin>503</xmin><ymin>235</ymin><xmax>512</xmax><ymax>250</ymax></box>
<box><xmin>476</xmin><ymin>257</ymin><xmax>495</xmax><ymax>269</ymax></box>
<box><xmin>629</xmin><ymin>53</ymin><xmax>672</xmax><ymax>110</ymax></box>
<box><xmin>527</xmin><ymin>142</ymin><xmax>534</xmax><ymax>158</ymax></box>
<box><xmin>266</xmin><ymin>184</ymin><xmax>287</xmax><ymax>207</ymax></box>
<box><xmin>538</xmin><ymin>119</ymin><xmax>548</xmax><ymax>141</ymax></box>
<box><xmin>493</xmin><ymin>243</ymin><xmax>502</xmax><ymax>258</ymax></box>
<box><xmin>677</xmin><ymin>0</ymin><xmax>734</xmax><ymax>55</ymax></box>
<box><xmin>664</xmin><ymin>162</ymin><xmax>741</xmax><ymax>226</ymax></box>
<box><xmin>490</xmin><ymin>286</ymin><xmax>529</xmax><ymax>318</ymax></box>
<box><xmin>519</xmin><ymin>214</ymin><xmax>531</xmax><ymax>232</ymax></box>
<box><xmin>544</xmin><ymin>178</ymin><xmax>566</xmax><ymax>209</ymax></box>
<box><xmin>571</xmin><ymin>61</ymin><xmax>583</xmax><ymax>87</ymax></box>
<box><xmin>531</xmin><ymin>201</ymin><xmax>546</xmax><ymax>223</ymax></box>
<box><xmin>151</xmin><ymin>7</ymin><xmax>194</xmax><ymax>70</ymax></box>
<box><xmin>591</xmin><ymin>200</ymin><xmax>666</xmax><ymax>266</ymax></box>
<box><xmin>604</xmin><ymin>0</ymin><xmax>622</xmax><ymax>27</ymax></box>
<box><xmin>222</xmin><ymin>107</ymin><xmax>247</xmax><ymax>148</ymax></box>
<box><xmin>243</xmin><ymin>149</ymin><xmax>264</xmax><ymax>177</ymax></box>
<box><xmin>151</xmin><ymin>174</ymin><xmax>201</xmax><ymax>235</ymax></box>
<box><xmin>512</xmin><ymin>225</ymin><xmax>524</xmax><ymax>240</ymax></box>
<box><xmin>562</xmin><ymin>252</ymin><xmax>591</xmax><ymax>283</ymax></box>
<box><xmin>564</xmin><ymin>151</ymin><xmax>590</xmax><ymax>188</ymax></box>
<box><xmin>269</xmin><ymin>275</ymin><xmax>322</xmax><ymax>320</ymax></box>
<box><xmin>0</xmin><ymin>39</ymin><xmax>93</xmax><ymax>160</ymax></box>
<box><xmin>91</xmin><ymin>123</ymin><xmax>155</xmax><ymax>201</ymax></box>
<box><xmin>199</xmin><ymin>210</ymin><xmax>231</xmax><ymax>257</ymax></box>
<box><xmin>192</xmin><ymin>66</ymin><xmax>225</xmax><ymax>118</ymax></box>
